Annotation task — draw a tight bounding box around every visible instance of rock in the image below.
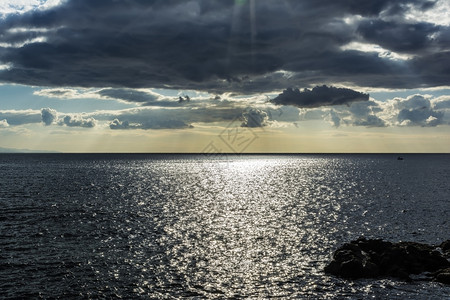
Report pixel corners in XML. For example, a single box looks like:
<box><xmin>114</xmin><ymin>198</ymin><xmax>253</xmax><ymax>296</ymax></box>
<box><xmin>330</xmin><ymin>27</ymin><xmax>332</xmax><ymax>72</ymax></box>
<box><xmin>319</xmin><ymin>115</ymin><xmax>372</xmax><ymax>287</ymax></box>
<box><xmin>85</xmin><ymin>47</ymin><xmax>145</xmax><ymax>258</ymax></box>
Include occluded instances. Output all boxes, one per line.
<box><xmin>440</xmin><ymin>240</ymin><xmax>450</xmax><ymax>256</ymax></box>
<box><xmin>340</xmin><ymin>259</ymin><xmax>365</xmax><ymax>278</ymax></box>
<box><xmin>435</xmin><ymin>268</ymin><xmax>450</xmax><ymax>284</ymax></box>
<box><xmin>362</xmin><ymin>261</ymin><xmax>380</xmax><ymax>277</ymax></box>
<box><xmin>325</xmin><ymin>238</ymin><xmax>450</xmax><ymax>284</ymax></box>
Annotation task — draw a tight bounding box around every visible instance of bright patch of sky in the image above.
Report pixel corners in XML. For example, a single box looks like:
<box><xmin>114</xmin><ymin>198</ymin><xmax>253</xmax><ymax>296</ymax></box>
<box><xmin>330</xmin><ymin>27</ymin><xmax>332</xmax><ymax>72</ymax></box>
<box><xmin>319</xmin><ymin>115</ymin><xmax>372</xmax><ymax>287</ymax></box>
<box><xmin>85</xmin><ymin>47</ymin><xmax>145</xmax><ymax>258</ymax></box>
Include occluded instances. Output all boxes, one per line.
<box><xmin>0</xmin><ymin>0</ymin><xmax>62</xmax><ymax>17</ymax></box>
<box><xmin>340</xmin><ymin>42</ymin><xmax>413</xmax><ymax>61</ymax></box>
<box><xmin>404</xmin><ymin>0</ymin><xmax>450</xmax><ymax>26</ymax></box>
<box><xmin>0</xmin><ymin>36</ymin><xmax>47</xmax><ymax>48</ymax></box>
<box><xmin>0</xmin><ymin>63</ymin><xmax>11</xmax><ymax>70</ymax></box>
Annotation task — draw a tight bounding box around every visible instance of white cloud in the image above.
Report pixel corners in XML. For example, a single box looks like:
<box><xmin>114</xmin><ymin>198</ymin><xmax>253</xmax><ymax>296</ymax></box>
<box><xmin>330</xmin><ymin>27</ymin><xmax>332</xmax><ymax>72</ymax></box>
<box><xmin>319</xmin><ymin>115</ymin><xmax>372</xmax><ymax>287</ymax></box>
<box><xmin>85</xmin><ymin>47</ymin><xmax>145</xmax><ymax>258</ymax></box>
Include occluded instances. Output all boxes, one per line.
<box><xmin>3</xmin><ymin>90</ymin><xmax>450</xmax><ymax>131</ymax></box>
<box><xmin>0</xmin><ymin>63</ymin><xmax>12</xmax><ymax>70</ymax></box>
<box><xmin>34</xmin><ymin>88</ymin><xmax>105</xmax><ymax>100</ymax></box>
<box><xmin>340</xmin><ymin>42</ymin><xmax>414</xmax><ymax>61</ymax></box>
<box><xmin>295</xmin><ymin>93</ymin><xmax>450</xmax><ymax>128</ymax></box>
<box><xmin>58</xmin><ymin>115</ymin><xmax>96</xmax><ymax>128</ymax></box>
<box><xmin>0</xmin><ymin>0</ymin><xmax>62</xmax><ymax>17</ymax></box>
<box><xmin>40</xmin><ymin>108</ymin><xmax>97</xmax><ymax>128</ymax></box>
<box><xmin>109</xmin><ymin>119</ymin><xmax>130</xmax><ymax>130</ymax></box>
<box><xmin>0</xmin><ymin>119</ymin><xmax>9</xmax><ymax>128</ymax></box>
<box><xmin>404</xmin><ymin>0</ymin><xmax>450</xmax><ymax>26</ymax></box>
<box><xmin>0</xmin><ymin>36</ymin><xmax>47</xmax><ymax>48</ymax></box>
<box><xmin>380</xmin><ymin>94</ymin><xmax>447</xmax><ymax>127</ymax></box>
<box><xmin>431</xmin><ymin>95</ymin><xmax>450</xmax><ymax>110</ymax></box>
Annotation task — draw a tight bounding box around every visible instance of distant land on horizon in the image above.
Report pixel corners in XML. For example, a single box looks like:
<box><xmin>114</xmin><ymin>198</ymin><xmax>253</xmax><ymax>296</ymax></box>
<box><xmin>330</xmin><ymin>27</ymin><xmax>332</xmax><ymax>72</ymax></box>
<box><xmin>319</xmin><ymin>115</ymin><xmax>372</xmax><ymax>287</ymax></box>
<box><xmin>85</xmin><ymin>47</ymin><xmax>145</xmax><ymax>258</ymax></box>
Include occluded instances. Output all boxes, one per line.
<box><xmin>0</xmin><ymin>147</ymin><xmax>59</xmax><ymax>153</ymax></box>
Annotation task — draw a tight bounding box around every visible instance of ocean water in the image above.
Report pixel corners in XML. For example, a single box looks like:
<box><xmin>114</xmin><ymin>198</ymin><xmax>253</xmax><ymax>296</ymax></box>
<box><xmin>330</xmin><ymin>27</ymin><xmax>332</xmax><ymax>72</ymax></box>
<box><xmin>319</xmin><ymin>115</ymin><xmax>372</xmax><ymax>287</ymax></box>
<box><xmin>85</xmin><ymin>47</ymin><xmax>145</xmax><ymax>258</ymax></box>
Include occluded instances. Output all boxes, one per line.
<box><xmin>0</xmin><ymin>154</ymin><xmax>449</xmax><ymax>299</ymax></box>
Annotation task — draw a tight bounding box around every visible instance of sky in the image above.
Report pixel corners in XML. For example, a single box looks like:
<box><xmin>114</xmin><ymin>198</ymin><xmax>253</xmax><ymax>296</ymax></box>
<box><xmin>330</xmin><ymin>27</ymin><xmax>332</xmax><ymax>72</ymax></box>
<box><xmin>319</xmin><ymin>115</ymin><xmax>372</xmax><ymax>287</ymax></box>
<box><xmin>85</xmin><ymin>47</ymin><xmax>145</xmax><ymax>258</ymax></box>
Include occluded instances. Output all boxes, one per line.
<box><xmin>0</xmin><ymin>0</ymin><xmax>449</xmax><ymax>153</ymax></box>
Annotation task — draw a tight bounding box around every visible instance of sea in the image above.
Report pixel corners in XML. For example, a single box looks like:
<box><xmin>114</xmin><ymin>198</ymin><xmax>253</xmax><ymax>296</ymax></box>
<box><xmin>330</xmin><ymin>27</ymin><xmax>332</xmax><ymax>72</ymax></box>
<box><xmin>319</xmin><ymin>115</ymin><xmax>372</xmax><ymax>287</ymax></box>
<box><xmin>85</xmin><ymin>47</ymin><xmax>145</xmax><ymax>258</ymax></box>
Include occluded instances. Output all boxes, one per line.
<box><xmin>0</xmin><ymin>154</ymin><xmax>449</xmax><ymax>299</ymax></box>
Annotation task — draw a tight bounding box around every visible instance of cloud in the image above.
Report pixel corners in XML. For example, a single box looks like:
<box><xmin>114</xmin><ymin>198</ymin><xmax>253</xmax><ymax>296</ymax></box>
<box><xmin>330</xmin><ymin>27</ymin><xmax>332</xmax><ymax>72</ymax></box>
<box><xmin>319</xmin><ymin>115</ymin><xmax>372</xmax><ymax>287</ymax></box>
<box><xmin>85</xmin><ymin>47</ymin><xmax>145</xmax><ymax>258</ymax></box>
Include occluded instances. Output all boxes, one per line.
<box><xmin>109</xmin><ymin>117</ymin><xmax>192</xmax><ymax>130</ymax></box>
<box><xmin>0</xmin><ymin>106</ymin><xmax>237</xmax><ymax>130</ymax></box>
<box><xmin>397</xmin><ymin>107</ymin><xmax>443</xmax><ymax>126</ymax></box>
<box><xmin>353</xmin><ymin>114</ymin><xmax>386</xmax><ymax>127</ymax></box>
<box><xmin>102</xmin><ymin>107</ymin><xmax>232</xmax><ymax>130</ymax></box>
<box><xmin>241</xmin><ymin>108</ymin><xmax>269</xmax><ymax>127</ymax></box>
<box><xmin>58</xmin><ymin>115</ymin><xmax>96</xmax><ymax>128</ymax></box>
<box><xmin>109</xmin><ymin>119</ymin><xmax>130</xmax><ymax>130</ymax></box>
<box><xmin>396</xmin><ymin>94</ymin><xmax>431</xmax><ymax>110</ymax></box>
<box><xmin>3</xmin><ymin>89</ymin><xmax>449</xmax><ymax>131</ymax></box>
<box><xmin>357</xmin><ymin>20</ymin><xmax>439</xmax><ymax>53</ymax></box>
<box><xmin>34</xmin><ymin>86</ymin><xmax>211</xmax><ymax>107</ymax></box>
<box><xmin>0</xmin><ymin>109</ymin><xmax>41</xmax><ymax>125</ymax></box>
<box><xmin>0</xmin><ymin>0</ymin><xmax>447</xmax><ymax>93</ymax></box>
<box><xmin>94</xmin><ymin>102</ymin><xmax>261</xmax><ymax>130</ymax></box>
<box><xmin>271</xmin><ymin>85</ymin><xmax>369</xmax><ymax>108</ymax></box>
<box><xmin>393</xmin><ymin>95</ymin><xmax>445</xmax><ymax>126</ymax></box>
<box><xmin>34</xmin><ymin>88</ymin><xmax>100</xmax><ymax>99</ymax></box>
<box><xmin>139</xmin><ymin>119</ymin><xmax>193</xmax><ymax>130</ymax></box>
<box><xmin>328</xmin><ymin>110</ymin><xmax>341</xmax><ymax>127</ymax></box>
<box><xmin>267</xmin><ymin>92</ymin><xmax>450</xmax><ymax>128</ymax></box>
<box><xmin>345</xmin><ymin>100</ymin><xmax>386</xmax><ymax>127</ymax></box>
<box><xmin>0</xmin><ymin>0</ymin><xmax>62</xmax><ymax>18</ymax></box>
<box><xmin>0</xmin><ymin>119</ymin><xmax>9</xmax><ymax>127</ymax></box>
<box><xmin>99</xmin><ymin>88</ymin><xmax>159</xmax><ymax>103</ymax></box>
<box><xmin>41</xmin><ymin>107</ymin><xmax>57</xmax><ymax>125</ymax></box>
<box><xmin>299</xmin><ymin>99</ymin><xmax>388</xmax><ymax>128</ymax></box>
<box><xmin>41</xmin><ymin>107</ymin><xmax>97</xmax><ymax>127</ymax></box>
<box><xmin>266</xmin><ymin>106</ymin><xmax>300</xmax><ymax>123</ymax></box>
<box><xmin>432</xmin><ymin>96</ymin><xmax>450</xmax><ymax>110</ymax></box>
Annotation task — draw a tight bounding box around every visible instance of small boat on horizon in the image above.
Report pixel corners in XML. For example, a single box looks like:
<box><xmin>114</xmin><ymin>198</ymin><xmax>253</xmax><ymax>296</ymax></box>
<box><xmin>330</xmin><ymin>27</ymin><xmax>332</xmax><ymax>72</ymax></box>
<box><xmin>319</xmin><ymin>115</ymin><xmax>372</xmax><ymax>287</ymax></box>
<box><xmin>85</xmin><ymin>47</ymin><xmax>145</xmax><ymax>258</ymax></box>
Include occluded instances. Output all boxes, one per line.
<box><xmin>397</xmin><ymin>156</ymin><xmax>404</xmax><ymax>160</ymax></box>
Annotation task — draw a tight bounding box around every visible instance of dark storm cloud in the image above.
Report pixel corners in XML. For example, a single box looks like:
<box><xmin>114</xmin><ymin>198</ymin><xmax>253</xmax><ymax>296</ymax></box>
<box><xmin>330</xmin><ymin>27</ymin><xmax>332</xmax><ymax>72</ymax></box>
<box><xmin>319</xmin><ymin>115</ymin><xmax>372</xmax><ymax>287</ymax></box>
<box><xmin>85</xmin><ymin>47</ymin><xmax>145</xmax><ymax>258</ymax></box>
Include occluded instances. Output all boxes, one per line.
<box><xmin>0</xmin><ymin>0</ymin><xmax>446</xmax><ymax>94</ymax></box>
<box><xmin>99</xmin><ymin>89</ymin><xmax>158</xmax><ymax>103</ymax></box>
<box><xmin>271</xmin><ymin>86</ymin><xmax>369</xmax><ymax>108</ymax></box>
<box><xmin>43</xmin><ymin>89</ymin><xmax>74</xmax><ymax>97</ymax></box>
<box><xmin>357</xmin><ymin>20</ymin><xmax>439</xmax><ymax>53</ymax></box>
<box><xmin>410</xmin><ymin>51</ymin><xmax>450</xmax><ymax>87</ymax></box>
<box><xmin>310</xmin><ymin>0</ymin><xmax>437</xmax><ymax>16</ymax></box>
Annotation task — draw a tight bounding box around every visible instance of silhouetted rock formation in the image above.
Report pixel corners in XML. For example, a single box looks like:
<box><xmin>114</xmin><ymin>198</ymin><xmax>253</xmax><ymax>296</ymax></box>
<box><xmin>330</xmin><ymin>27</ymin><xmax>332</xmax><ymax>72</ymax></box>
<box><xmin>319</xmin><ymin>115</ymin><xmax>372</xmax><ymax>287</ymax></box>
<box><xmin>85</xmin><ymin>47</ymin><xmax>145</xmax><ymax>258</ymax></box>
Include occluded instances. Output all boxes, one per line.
<box><xmin>325</xmin><ymin>237</ymin><xmax>450</xmax><ymax>284</ymax></box>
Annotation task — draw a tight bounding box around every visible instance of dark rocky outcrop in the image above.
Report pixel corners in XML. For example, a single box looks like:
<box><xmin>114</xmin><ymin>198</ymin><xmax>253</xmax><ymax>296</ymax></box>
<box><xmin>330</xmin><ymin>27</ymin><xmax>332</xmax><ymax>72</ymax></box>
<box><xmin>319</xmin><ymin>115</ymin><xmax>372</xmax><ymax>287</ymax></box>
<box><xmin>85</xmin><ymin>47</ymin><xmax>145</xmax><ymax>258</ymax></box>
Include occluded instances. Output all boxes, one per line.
<box><xmin>325</xmin><ymin>237</ymin><xmax>450</xmax><ymax>284</ymax></box>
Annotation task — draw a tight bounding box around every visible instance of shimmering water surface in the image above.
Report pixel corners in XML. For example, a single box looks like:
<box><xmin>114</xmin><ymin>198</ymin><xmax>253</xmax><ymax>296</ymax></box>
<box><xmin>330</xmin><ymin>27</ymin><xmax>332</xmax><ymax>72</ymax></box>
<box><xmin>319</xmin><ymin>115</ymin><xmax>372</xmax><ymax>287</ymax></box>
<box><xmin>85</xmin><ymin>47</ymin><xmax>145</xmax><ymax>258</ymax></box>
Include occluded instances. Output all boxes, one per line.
<box><xmin>0</xmin><ymin>154</ymin><xmax>449</xmax><ymax>299</ymax></box>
